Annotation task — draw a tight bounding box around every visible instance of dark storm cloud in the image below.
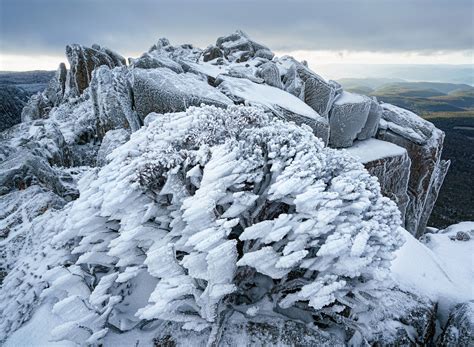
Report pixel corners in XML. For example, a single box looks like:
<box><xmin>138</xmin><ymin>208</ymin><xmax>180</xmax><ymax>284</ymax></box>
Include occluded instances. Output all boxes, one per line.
<box><xmin>1</xmin><ymin>0</ymin><xmax>473</xmax><ymax>57</ymax></box>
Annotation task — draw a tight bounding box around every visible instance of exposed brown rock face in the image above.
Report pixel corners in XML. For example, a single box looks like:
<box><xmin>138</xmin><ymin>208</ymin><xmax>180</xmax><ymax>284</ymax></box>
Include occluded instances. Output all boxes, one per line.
<box><xmin>65</xmin><ymin>44</ymin><xmax>126</xmax><ymax>97</ymax></box>
<box><xmin>377</xmin><ymin>104</ymin><xmax>450</xmax><ymax>237</ymax></box>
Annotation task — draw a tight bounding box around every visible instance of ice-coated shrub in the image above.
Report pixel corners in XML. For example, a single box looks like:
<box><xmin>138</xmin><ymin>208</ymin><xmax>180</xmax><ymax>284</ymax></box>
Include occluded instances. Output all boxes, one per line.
<box><xmin>41</xmin><ymin>105</ymin><xmax>404</xmax><ymax>343</ymax></box>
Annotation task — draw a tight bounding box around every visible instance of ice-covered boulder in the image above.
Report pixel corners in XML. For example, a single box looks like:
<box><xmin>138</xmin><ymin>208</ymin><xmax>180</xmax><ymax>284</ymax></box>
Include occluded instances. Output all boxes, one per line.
<box><xmin>96</xmin><ymin>129</ymin><xmax>130</xmax><ymax>166</ymax></box>
<box><xmin>216</xmin><ymin>30</ymin><xmax>272</xmax><ymax>62</ymax></box>
<box><xmin>328</xmin><ymin>91</ymin><xmax>371</xmax><ymax>148</ymax></box>
<box><xmin>277</xmin><ymin>56</ymin><xmax>341</xmax><ymax>118</ymax></box>
<box><xmin>65</xmin><ymin>44</ymin><xmax>125</xmax><ymax>97</ymax></box>
<box><xmin>89</xmin><ymin>66</ymin><xmax>141</xmax><ymax>135</ymax></box>
<box><xmin>132</xmin><ymin>68</ymin><xmax>233</xmax><ymax>121</ymax></box>
<box><xmin>129</xmin><ymin>51</ymin><xmax>184</xmax><ymax>73</ymax></box>
<box><xmin>438</xmin><ymin>301</ymin><xmax>474</xmax><ymax>346</ymax></box>
<box><xmin>202</xmin><ymin>45</ymin><xmax>224</xmax><ymax>62</ymax></box>
<box><xmin>357</xmin><ymin>97</ymin><xmax>382</xmax><ymax>140</ymax></box>
<box><xmin>256</xmin><ymin>61</ymin><xmax>283</xmax><ymax>89</ymax></box>
<box><xmin>377</xmin><ymin>103</ymin><xmax>450</xmax><ymax>237</ymax></box>
<box><xmin>0</xmin><ymin>151</ymin><xmax>73</xmax><ymax>198</ymax></box>
<box><xmin>346</xmin><ymin>139</ymin><xmax>411</xmax><ymax>221</ymax></box>
<box><xmin>216</xmin><ymin>75</ymin><xmax>330</xmax><ymax>143</ymax></box>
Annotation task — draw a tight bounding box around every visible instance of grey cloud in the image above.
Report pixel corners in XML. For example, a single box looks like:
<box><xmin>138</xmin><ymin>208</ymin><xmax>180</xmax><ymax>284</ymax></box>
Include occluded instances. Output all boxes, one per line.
<box><xmin>1</xmin><ymin>0</ymin><xmax>473</xmax><ymax>58</ymax></box>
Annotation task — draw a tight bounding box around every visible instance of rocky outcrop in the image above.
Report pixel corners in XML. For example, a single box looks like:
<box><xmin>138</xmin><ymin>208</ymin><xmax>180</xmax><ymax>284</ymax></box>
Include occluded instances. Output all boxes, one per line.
<box><xmin>347</xmin><ymin>139</ymin><xmax>411</xmax><ymax>221</ymax></box>
<box><xmin>256</xmin><ymin>61</ymin><xmax>283</xmax><ymax>89</ymax></box>
<box><xmin>357</xmin><ymin>97</ymin><xmax>382</xmax><ymax>140</ymax></box>
<box><xmin>21</xmin><ymin>63</ymin><xmax>67</xmax><ymax>122</ymax></box>
<box><xmin>216</xmin><ymin>75</ymin><xmax>330</xmax><ymax>144</ymax></box>
<box><xmin>438</xmin><ymin>301</ymin><xmax>474</xmax><ymax>346</ymax></box>
<box><xmin>129</xmin><ymin>51</ymin><xmax>184</xmax><ymax>73</ymax></box>
<box><xmin>216</xmin><ymin>30</ymin><xmax>272</xmax><ymax>62</ymax></box>
<box><xmin>202</xmin><ymin>45</ymin><xmax>223</xmax><ymax>62</ymax></box>
<box><xmin>328</xmin><ymin>91</ymin><xmax>371</xmax><ymax>148</ymax></box>
<box><xmin>377</xmin><ymin>103</ymin><xmax>450</xmax><ymax>237</ymax></box>
<box><xmin>89</xmin><ymin>66</ymin><xmax>141</xmax><ymax>135</ymax></box>
<box><xmin>277</xmin><ymin>56</ymin><xmax>341</xmax><ymax>118</ymax></box>
<box><xmin>65</xmin><ymin>44</ymin><xmax>125</xmax><ymax>97</ymax></box>
<box><xmin>132</xmin><ymin>68</ymin><xmax>232</xmax><ymax>122</ymax></box>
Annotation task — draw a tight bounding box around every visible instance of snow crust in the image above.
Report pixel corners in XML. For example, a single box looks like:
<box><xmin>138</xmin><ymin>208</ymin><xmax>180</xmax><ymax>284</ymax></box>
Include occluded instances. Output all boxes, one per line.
<box><xmin>345</xmin><ymin>139</ymin><xmax>407</xmax><ymax>163</ymax></box>
<box><xmin>217</xmin><ymin>76</ymin><xmax>323</xmax><ymax>120</ymax></box>
<box><xmin>391</xmin><ymin>224</ymin><xmax>474</xmax><ymax>322</ymax></box>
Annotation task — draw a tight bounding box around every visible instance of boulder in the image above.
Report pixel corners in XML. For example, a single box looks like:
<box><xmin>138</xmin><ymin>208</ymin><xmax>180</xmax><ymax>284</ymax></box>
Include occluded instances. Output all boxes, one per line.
<box><xmin>148</xmin><ymin>37</ymin><xmax>171</xmax><ymax>52</ymax></box>
<box><xmin>129</xmin><ymin>52</ymin><xmax>184</xmax><ymax>73</ymax></box>
<box><xmin>346</xmin><ymin>139</ymin><xmax>411</xmax><ymax>221</ymax></box>
<box><xmin>89</xmin><ymin>66</ymin><xmax>141</xmax><ymax>135</ymax></box>
<box><xmin>256</xmin><ymin>62</ymin><xmax>283</xmax><ymax>89</ymax></box>
<box><xmin>357</xmin><ymin>97</ymin><xmax>382</xmax><ymax>140</ymax></box>
<box><xmin>438</xmin><ymin>301</ymin><xmax>474</xmax><ymax>346</ymax></box>
<box><xmin>377</xmin><ymin>103</ymin><xmax>450</xmax><ymax>237</ymax></box>
<box><xmin>328</xmin><ymin>91</ymin><xmax>371</xmax><ymax>148</ymax></box>
<box><xmin>217</xmin><ymin>75</ymin><xmax>329</xmax><ymax>144</ymax></box>
<box><xmin>254</xmin><ymin>48</ymin><xmax>275</xmax><ymax>60</ymax></box>
<box><xmin>0</xmin><ymin>152</ymin><xmax>71</xmax><ymax>198</ymax></box>
<box><xmin>65</xmin><ymin>44</ymin><xmax>125</xmax><ymax>97</ymax></box>
<box><xmin>132</xmin><ymin>68</ymin><xmax>233</xmax><ymax>122</ymax></box>
<box><xmin>96</xmin><ymin>129</ymin><xmax>130</xmax><ymax>167</ymax></box>
<box><xmin>216</xmin><ymin>30</ymin><xmax>272</xmax><ymax>62</ymax></box>
<box><xmin>202</xmin><ymin>45</ymin><xmax>224</xmax><ymax>62</ymax></box>
<box><xmin>278</xmin><ymin>56</ymin><xmax>341</xmax><ymax>118</ymax></box>
<box><xmin>358</xmin><ymin>289</ymin><xmax>437</xmax><ymax>346</ymax></box>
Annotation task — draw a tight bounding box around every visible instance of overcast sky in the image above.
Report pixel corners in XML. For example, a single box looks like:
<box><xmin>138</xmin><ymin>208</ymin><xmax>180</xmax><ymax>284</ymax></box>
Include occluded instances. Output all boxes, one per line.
<box><xmin>1</xmin><ymin>0</ymin><xmax>473</xmax><ymax>70</ymax></box>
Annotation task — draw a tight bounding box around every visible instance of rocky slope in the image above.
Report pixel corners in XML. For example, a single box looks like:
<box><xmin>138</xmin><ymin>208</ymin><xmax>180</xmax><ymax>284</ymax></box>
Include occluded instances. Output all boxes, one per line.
<box><xmin>0</xmin><ymin>31</ymin><xmax>470</xmax><ymax>346</ymax></box>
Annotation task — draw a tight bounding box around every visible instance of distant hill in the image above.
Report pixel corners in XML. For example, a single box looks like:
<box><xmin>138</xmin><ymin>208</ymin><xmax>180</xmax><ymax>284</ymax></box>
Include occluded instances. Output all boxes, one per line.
<box><xmin>338</xmin><ymin>79</ymin><xmax>474</xmax><ymax>116</ymax></box>
<box><xmin>0</xmin><ymin>70</ymin><xmax>55</xmax><ymax>131</ymax></box>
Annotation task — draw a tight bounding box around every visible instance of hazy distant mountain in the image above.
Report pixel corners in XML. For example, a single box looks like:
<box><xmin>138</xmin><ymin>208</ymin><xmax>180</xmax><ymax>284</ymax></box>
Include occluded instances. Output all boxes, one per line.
<box><xmin>319</xmin><ymin>64</ymin><xmax>474</xmax><ymax>85</ymax></box>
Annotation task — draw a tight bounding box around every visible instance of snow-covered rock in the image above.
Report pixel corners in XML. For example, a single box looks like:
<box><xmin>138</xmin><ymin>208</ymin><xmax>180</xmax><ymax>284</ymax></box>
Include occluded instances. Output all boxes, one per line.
<box><xmin>216</xmin><ymin>30</ymin><xmax>271</xmax><ymax>62</ymax></box>
<box><xmin>216</xmin><ymin>75</ymin><xmax>330</xmax><ymax>143</ymax></box>
<box><xmin>438</xmin><ymin>301</ymin><xmax>474</xmax><ymax>346</ymax></box>
<box><xmin>377</xmin><ymin>103</ymin><xmax>450</xmax><ymax>237</ymax></box>
<box><xmin>132</xmin><ymin>68</ymin><xmax>233</xmax><ymax>121</ymax></box>
<box><xmin>89</xmin><ymin>66</ymin><xmax>141</xmax><ymax>134</ymax></box>
<box><xmin>346</xmin><ymin>139</ymin><xmax>411</xmax><ymax>221</ymax></box>
<box><xmin>277</xmin><ymin>56</ymin><xmax>342</xmax><ymax>118</ymax></box>
<box><xmin>65</xmin><ymin>44</ymin><xmax>125</xmax><ymax>97</ymax></box>
<box><xmin>328</xmin><ymin>91</ymin><xmax>371</xmax><ymax>148</ymax></box>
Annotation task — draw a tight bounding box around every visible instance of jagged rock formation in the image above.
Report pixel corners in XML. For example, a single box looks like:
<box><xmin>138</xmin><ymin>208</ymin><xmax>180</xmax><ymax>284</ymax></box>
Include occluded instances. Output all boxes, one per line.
<box><xmin>0</xmin><ymin>31</ymin><xmax>455</xmax><ymax>346</ymax></box>
<box><xmin>65</xmin><ymin>44</ymin><xmax>126</xmax><ymax>97</ymax></box>
<box><xmin>377</xmin><ymin>103</ymin><xmax>450</xmax><ymax>237</ymax></box>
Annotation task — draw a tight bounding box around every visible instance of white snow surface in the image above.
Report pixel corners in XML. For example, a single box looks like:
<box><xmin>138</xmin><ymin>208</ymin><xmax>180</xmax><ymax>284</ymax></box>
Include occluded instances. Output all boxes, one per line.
<box><xmin>391</xmin><ymin>224</ymin><xmax>474</xmax><ymax>322</ymax></box>
<box><xmin>217</xmin><ymin>76</ymin><xmax>323</xmax><ymax>120</ymax></box>
<box><xmin>334</xmin><ymin>91</ymin><xmax>368</xmax><ymax>105</ymax></box>
<box><xmin>345</xmin><ymin>139</ymin><xmax>407</xmax><ymax>163</ymax></box>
